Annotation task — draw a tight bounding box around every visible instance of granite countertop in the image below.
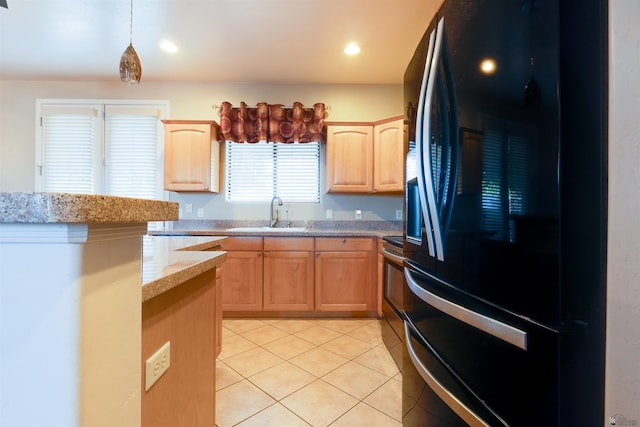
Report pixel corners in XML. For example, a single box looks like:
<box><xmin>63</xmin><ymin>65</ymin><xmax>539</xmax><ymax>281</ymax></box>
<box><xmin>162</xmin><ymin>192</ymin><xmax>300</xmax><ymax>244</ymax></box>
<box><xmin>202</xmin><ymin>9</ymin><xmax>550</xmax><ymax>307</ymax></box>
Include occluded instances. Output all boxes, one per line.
<box><xmin>141</xmin><ymin>235</ymin><xmax>227</xmax><ymax>302</ymax></box>
<box><xmin>153</xmin><ymin>229</ymin><xmax>401</xmax><ymax>238</ymax></box>
<box><xmin>152</xmin><ymin>220</ymin><xmax>403</xmax><ymax>239</ymax></box>
<box><xmin>0</xmin><ymin>192</ymin><xmax>178</xmax><ymax>223</ymax></box>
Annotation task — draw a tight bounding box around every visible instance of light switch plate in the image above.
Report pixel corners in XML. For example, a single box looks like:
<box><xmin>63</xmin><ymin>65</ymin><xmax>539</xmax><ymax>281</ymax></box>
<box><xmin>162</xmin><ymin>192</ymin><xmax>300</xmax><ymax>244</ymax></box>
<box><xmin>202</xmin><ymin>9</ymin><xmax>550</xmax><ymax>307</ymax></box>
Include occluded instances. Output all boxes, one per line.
<box><xmin>355</xmin><ymin>210</ymin><xmax>362</xmax><ymax>220</ymax></box>
<box><xmin>396</xmin><ymin>210</ymin><xmax>403</xmax><ymax>220</ymax></box>
<box><xmin>326</xmin><ymin>209</ymin><xmax>333</xmax><ymax>219</ymax></box>
<box><xmin>145</xmin><ymin>341</ymin><xmax>170</xmax><ymax>391</ymax></box>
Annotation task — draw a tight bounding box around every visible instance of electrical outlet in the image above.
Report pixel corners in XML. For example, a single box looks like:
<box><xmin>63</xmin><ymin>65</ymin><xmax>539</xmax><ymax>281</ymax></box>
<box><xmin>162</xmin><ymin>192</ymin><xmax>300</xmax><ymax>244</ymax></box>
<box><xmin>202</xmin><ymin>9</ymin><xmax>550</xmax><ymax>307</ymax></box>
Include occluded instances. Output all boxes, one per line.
<box><xmin>185</xmin><ymin>203</ymin><xmax>193</xmax><ymax>214</ymax></box>
<box><xmin>355</xmin><ymin>209</ymin><xmax>362</xmax><ymax>220</ymax></box>
<box><xmin>145</xmin><ymin>341</ymin><xmax>170</xmax><ymax>391</ymax></box>
<box><xmin>396</xmin><ymin>210</ymin><xmax>403</xmax><ymax>220</ymax></box>
<box><xmin>197</xmin><ymin>208</ymin><xmax>204</xmax><ymax>218</ymax></box>
<box><xmin>326</xmin><ymin>209</ymin><xmax>333</xmax><ymax>219</ymax></box>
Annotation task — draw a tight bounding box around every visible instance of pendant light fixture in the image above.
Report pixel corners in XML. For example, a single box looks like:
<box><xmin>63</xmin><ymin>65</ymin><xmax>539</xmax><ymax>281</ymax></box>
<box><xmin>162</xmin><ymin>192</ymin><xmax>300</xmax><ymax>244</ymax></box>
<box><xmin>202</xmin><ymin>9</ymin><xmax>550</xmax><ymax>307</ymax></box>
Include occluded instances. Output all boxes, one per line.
<box><xmin>119</xmin><ymin>0</ymin><xmax>142</xmax><ymax>84</ymax></box>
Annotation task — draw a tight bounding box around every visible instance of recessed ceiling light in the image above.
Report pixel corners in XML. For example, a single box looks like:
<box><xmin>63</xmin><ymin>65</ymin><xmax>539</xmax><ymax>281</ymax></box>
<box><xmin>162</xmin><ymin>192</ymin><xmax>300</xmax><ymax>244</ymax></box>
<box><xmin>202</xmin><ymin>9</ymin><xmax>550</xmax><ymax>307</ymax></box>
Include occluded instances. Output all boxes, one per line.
<box><xmin>160</xmin><ymin>39</ymin><xmax>178</xmax><ymax>53</ymax></box>
<box><xmin>479</xmin><ymin>58</ymin><xmax>497</xmax><ymax>74</ymax></box>
<box><xmin>344</xmin><ymin>42</ymin><xmax>361</xmax><ymax>56</ymax></box>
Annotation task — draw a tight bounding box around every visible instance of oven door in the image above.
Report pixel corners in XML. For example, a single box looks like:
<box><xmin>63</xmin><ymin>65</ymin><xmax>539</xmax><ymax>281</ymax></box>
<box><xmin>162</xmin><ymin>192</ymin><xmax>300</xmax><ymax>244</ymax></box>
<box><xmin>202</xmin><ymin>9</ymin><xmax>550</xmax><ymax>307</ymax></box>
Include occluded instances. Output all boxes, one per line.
<box><xmin>402</xmin><ymin>262</ymin><xmax>560</xmax><ymax>426</ymax></box>
<box><xmin>381</xmin><ymin>245</ymin><xmax>407</xmax><ymax>369</ymax></box>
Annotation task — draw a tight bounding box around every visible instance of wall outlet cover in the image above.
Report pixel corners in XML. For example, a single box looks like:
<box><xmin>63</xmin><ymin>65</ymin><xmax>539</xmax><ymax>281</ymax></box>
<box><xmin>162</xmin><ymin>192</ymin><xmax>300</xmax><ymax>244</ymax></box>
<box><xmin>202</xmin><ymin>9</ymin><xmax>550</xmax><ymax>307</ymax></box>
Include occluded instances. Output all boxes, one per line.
<box><xmin>145</xmin><ymin>341</ymin><xmax>170</xmax><ymax>391</ymax></box>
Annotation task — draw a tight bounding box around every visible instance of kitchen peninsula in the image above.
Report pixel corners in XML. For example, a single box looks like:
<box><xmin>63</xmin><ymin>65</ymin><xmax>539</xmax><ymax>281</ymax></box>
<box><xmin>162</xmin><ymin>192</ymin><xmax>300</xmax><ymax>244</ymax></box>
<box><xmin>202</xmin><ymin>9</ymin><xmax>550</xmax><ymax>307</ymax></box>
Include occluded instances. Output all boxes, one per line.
<box><xmin>0</xmin><ymin>193</ymin><xmax>226</xmax><ymax>427</ymax></box>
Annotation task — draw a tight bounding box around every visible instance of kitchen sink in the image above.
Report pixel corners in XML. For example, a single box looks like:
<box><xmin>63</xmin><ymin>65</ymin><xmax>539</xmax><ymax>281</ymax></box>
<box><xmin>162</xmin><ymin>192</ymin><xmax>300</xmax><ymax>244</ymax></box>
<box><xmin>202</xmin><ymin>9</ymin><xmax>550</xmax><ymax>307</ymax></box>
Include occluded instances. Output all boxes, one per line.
<box><xmin>225</xmin><ymin>227</ymin><xmax>307</xmax><ymax>233</ymax></box>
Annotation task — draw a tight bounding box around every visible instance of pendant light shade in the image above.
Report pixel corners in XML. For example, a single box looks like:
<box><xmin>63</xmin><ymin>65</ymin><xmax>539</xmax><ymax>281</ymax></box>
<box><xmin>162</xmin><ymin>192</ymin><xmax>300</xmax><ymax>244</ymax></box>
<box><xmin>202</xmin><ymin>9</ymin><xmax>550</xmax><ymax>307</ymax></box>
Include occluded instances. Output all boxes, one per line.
<box><xmin>120</xmin><ymin>0</ymin><xmax>141</xmax><ymax>84</ymax></box>
<box><xmin>120</xmin><ymin>44</ymin><xmax>141</xmax><ymax>84</ymax></box>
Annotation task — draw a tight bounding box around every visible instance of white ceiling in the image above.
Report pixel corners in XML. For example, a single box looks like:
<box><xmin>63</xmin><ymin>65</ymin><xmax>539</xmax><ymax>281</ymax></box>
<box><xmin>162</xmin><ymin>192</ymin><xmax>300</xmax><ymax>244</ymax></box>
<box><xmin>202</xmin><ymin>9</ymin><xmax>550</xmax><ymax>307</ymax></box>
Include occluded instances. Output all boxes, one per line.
<box><xmin>0</xmin><ymin>0</ymin><xmax>439</xmax><ymax>85</ymax></box>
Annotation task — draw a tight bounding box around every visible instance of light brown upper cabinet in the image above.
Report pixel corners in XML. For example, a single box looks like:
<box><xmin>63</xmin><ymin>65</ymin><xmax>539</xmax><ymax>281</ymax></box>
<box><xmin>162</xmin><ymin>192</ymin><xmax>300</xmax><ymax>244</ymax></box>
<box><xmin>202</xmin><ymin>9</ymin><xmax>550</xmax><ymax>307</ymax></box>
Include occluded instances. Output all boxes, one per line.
<box><xmin>326</xmin><ymin>116</ymin><xmax>405</xmax><ymax>194</ymax></box>
<box><xmin>163</xmin><ymin>120</ymin><xmax>220</xmax><ymax>192</ymax></box>
<box><xmin>372</xmin><ymin>116</ymin><xmax>406</xmax><ymax>192</ymax></box>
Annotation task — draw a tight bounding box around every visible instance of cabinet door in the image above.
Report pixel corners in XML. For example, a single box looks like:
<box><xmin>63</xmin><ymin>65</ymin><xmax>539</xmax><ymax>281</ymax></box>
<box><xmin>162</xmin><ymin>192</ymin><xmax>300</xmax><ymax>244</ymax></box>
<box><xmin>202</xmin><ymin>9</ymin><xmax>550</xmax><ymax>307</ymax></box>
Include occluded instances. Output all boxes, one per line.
<box><xmin>221</xmin><ymin>251</ymin><xmax>263</xmax><ymax>311</ymax></box>
<box><xmin>315</xmin><ymin>250</ymin><xmax>374</xmax><ymax>311</ymax></box>
<box><xmin>164</xmin><ymin>121</ymin><xmax>220</xmax><ymax>192</ymax></box>
<box><xmin>263</xmin><ymin>251</ymin><xmax>314</xmax><ymax>311</ymax></box>
<box><xmin>373</xmin><ymin>117</ymin><xmax>405</xmax><ymax>192</ymax></box>
<box><xmin>326</xmin><ymin>125</ymin><xmax>373</xmax><ymax>193</ymax></box>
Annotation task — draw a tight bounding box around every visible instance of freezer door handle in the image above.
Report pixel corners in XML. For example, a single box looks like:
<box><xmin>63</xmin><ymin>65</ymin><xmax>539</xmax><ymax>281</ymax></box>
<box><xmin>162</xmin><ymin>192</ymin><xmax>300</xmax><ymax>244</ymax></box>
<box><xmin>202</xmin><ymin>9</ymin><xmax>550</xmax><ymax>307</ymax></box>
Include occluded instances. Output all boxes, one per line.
<box><xmin>404</xmin><ymin>267</ymin><xmax>527</xmax><ymax>350</ymax></box>
<box><xmin>404</xmin><ymin>321</ymin><xmax>492</xmax><ymax>427</ymax></box>
<box><xmin>414</xmin><ymin>25</ymin><xmax>437</xmax><ymax>257</ymax></box>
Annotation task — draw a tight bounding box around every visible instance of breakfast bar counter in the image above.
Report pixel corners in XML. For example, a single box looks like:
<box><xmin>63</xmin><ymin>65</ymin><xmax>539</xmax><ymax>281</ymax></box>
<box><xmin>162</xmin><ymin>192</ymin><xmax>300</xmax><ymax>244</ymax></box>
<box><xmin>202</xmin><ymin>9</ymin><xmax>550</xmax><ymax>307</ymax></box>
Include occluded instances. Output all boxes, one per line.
<box><xmin>0</xmin><ymin>192</ymin><xmax>182</xmax><ymax>427</ymax></box>
<box><xmin>141</xmin><ymin>235</ymin><xmax>226</xmax><ymax>302</ymax></box>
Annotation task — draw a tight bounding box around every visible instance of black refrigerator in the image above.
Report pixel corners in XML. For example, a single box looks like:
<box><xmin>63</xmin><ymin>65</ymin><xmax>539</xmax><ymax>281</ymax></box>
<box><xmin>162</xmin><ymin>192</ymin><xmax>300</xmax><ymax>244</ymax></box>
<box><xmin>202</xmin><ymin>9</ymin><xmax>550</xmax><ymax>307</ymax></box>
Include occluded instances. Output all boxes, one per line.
<box><xmin>401</xmin><ymin>0</ymin><xmax>607</xmax><ymax>425</ymax></box>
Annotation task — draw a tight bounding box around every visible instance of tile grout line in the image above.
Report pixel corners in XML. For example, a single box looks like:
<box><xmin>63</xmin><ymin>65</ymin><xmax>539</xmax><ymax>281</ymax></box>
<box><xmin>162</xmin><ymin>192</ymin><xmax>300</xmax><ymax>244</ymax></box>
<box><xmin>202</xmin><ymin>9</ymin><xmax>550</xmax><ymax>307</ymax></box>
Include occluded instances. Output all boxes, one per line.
<box><xmin>216</xmin><ymin>318</ymin><xmax>402</xmax><ymax>426</ymax></box>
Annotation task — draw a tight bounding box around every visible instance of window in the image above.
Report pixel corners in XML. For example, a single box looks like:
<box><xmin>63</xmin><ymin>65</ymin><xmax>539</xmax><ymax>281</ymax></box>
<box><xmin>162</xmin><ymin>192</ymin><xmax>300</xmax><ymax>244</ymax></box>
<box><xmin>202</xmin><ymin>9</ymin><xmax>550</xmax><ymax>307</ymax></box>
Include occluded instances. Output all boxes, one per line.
<box><xmin>36</xmin><ymin>100</ymin><xmax>167</xmax><ymax>201</ymax></box>
<box><xmin>225</xmin><ymin>140</ymin><xmax>320</xmax><ymax>202</ymax></box>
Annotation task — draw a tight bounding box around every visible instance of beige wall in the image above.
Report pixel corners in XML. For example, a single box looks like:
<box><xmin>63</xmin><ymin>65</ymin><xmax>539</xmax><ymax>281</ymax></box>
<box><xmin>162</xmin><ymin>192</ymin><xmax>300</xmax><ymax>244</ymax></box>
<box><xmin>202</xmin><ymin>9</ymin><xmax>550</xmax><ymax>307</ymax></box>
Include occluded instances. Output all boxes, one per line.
<box><xmin>606</xmin><ymin>0</ymin><xmax>640</xmax><ymax>423</ymax></box>
<box><xmin>0</xmin><ymin>81</ymin><xmax>402</xmax><ymax>192</ymax></box>
<box><xmin>0</xmin><ymin>81</ymin><xmax>405</xmax><ymax>222</ymax></box>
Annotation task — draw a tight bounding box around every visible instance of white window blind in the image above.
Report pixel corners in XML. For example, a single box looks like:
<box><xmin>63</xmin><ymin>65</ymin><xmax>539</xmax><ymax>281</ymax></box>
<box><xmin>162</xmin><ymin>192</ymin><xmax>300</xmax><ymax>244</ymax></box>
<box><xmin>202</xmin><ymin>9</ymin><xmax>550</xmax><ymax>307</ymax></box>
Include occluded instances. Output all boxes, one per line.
<box><xmin>225</xmin><ymin>140</ymin><xmax>320</xmax><ymax>202</ymax></box>
<box><xmin>37</xmin><ymin>100</ymin><xmax>167</xmax><ymax>230</ymax></box>
<box><xmin>37</xmin><ymin>102</ymin><xmax>165</xmax><ymax>199</ymax></box>
<box><xmin>105</xmin><ymin>106</ymin><xmax>163</xmax><ymax>200</ymax></box>
<box><xmin>40</xmin><ymin>105</ymin><xmax>102</xmax><ymax>193</ymax></box>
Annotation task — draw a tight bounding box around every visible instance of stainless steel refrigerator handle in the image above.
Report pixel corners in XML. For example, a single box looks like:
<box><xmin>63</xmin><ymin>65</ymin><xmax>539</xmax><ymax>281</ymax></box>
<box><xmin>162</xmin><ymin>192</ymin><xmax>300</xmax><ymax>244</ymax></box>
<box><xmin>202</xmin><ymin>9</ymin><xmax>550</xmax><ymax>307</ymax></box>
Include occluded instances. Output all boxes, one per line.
<box><xmin>404</xmin><ymin>321</ymin><xmax>492</xmax><ymax>427</ymax></box>
<box><xmin>422</xmin><ymin>16</ymin><xmax>446</xmax><ymax>261</ymax></box>
<box><xmin>438</xmin><ymin>16</ymin><xmax>460</xmax><ymax>246</ymax></box>
<box><xmin>404</xmin><ymin>267</ymin><xmax>528</xmax><ymax>350</ymax></box>
<box><xmin>415</xmin><ymin>26</ymin><xmax>437</xmax><ymax>258</ymax></box>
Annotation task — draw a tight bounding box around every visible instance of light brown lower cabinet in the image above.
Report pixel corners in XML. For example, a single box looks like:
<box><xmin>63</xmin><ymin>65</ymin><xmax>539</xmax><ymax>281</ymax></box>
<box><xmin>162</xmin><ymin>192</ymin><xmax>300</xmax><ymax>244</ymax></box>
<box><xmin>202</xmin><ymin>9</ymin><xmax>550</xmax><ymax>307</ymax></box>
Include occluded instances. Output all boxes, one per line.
<box><xmin>220</xmin><ymin>237</ymin><xmax>263</xmax><ymax>311</ymax></box>
<box><xmin>314</xmin><ymin>237</ymin><xmax>375</xmax><ymax>312</ymax></box>
<box><xmin>141</xmin><ymin>268</ymin><xmax>216</xmax><ymax>427</ymax></box>
<box><xmin>215</xmin><ymin>265</ymin><xmax>223</xmax><ymax>357</ymax></box>
<box><xmin>222</xmin><ymin>236</ymin><xmax>376</xmax><ymax>315</ymax></box>
<box><xmin>263</xmin><ymin>237</ymin><xmax>315</xmax><ymax>311</ymax></box>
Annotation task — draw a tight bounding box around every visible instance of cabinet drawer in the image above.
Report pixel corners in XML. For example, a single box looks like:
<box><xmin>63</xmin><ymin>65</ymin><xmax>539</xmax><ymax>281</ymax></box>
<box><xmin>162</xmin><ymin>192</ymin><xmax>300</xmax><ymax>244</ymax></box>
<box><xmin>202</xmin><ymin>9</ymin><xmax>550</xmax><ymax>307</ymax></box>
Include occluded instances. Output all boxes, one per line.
<box><xmin>221</xmin><ymin>236</ymin><xmax>263</xmax><ymax>251</ymax></box>
<box><xmin>315</xmin><ymin>237</ymin><xmax>373</xmax><ymax>252</ymax></box>
<box><xmin>264</xmin><ymin>237</ymin><xmax>314</xmax><ymax>251</ymax></box>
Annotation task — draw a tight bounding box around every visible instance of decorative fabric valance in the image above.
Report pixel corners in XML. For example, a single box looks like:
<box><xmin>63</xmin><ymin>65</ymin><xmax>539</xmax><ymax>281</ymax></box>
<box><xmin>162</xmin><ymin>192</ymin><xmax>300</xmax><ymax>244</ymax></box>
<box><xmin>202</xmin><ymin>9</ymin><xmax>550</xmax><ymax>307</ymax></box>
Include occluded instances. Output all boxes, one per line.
<box><xmin>219</xmin><ymin>101</ymin><xmax>327</xmax><ymax>143</ymax></box>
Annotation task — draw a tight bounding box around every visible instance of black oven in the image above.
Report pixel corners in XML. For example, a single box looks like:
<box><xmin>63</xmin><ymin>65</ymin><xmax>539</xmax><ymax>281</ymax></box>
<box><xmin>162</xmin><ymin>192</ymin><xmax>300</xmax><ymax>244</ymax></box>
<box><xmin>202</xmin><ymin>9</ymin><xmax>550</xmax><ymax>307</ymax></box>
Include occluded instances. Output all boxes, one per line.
<box><xmin>381</xmin><ymin>235</ymin><xmax>407</xmax><ymax>370</ymax></box>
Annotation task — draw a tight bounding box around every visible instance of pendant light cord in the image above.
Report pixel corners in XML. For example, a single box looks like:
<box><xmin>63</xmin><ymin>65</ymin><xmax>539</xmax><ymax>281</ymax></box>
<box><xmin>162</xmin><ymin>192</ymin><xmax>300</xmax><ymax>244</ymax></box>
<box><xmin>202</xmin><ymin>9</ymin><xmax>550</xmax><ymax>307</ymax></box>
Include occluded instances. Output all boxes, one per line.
<box><xmin>129</xmin><ymin>0</ymin><xmax>133</xmax><ymax>45</ymax></box>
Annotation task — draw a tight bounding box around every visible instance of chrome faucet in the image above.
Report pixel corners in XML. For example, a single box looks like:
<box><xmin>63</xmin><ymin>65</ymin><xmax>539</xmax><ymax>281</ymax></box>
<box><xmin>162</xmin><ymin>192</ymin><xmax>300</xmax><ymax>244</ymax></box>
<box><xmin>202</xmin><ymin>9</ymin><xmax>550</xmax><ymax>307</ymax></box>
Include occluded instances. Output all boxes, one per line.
<box><xmin>270</xmin><ymin>196</ymin><xmax>283</xmax><ymax>228</ymax></box>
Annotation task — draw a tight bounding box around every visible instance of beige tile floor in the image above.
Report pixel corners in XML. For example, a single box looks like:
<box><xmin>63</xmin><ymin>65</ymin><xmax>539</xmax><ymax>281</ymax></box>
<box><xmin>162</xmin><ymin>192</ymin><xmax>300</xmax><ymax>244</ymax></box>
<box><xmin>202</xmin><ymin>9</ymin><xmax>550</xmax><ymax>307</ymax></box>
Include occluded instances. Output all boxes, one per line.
<box><xmin>216</xmin><ymin>318</ymin><xmax>402</xmax><ymax>427</ymax></box>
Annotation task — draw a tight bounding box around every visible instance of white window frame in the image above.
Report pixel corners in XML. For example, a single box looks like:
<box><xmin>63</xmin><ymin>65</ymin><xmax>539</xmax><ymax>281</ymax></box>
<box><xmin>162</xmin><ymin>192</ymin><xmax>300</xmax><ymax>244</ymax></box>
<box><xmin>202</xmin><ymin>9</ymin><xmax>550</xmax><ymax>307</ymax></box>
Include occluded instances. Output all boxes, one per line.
<box><xmin>35</xmin><ymin>99</ymin><xmax>169</xmax><ymax>202</ymax></box>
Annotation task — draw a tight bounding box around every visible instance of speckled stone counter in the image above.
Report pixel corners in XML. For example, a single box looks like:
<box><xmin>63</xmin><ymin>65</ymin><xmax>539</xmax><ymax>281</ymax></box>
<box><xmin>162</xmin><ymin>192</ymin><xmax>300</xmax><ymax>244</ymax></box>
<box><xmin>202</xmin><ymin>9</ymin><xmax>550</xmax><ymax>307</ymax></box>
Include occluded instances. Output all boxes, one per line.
<box><xmin>141</xmin><ymin>236</ymin><xmax>227</xmax><ymax>302</ymax></box>
<box><xmin>153</xmin><ymin>228</ymin><xmax>400</xmax><ymax>238</ymax></box>
<box><xmin>152</xmin><ymin>219</ymin><xmax>403</xmax><ymax>239</ymax></box>
<box><xmin>0</xmin><ymin>192</ymin><xmax>178</xmax><ymax>223</ymax></box>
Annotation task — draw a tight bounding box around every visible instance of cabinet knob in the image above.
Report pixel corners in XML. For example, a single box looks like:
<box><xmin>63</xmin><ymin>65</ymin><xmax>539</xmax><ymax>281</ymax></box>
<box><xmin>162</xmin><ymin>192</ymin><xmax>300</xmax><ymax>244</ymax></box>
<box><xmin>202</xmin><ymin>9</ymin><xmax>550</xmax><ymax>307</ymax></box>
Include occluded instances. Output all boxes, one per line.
<box><xmin>342</xmin><ymin>238</ymin><xmax>347</xmax><ymax>244</ymax></box>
